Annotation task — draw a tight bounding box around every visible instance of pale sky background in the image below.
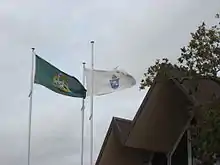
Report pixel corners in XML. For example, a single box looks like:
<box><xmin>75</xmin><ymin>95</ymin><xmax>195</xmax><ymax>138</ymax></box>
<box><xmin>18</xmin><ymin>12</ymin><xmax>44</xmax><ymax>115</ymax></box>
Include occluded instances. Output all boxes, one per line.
<box><xmin>0</xmin><ymin>0</ymin><xmax>219</xmax><ymax>165</ymax></box>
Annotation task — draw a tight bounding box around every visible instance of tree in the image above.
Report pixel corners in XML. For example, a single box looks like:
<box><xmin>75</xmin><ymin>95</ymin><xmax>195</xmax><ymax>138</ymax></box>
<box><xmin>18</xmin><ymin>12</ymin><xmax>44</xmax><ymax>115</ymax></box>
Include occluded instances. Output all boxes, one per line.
<box><xmin>140</xmin><ymin>14</ymin><xmax>220</xmax><ymax>164</ymax></box>
<box><xmin>191</xmin><ymin>103</ymin><xmax>220</xmax><ymax>165</ymax></box>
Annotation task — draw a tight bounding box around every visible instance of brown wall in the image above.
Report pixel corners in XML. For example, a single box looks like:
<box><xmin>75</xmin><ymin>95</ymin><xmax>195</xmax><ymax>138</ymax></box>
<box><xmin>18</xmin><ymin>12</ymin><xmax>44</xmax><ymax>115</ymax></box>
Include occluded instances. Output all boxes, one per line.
<box><xmin>171</xmin><ymin>132</ymin><xmax>188</xmax><ymax>165</ymax></box>
<box><xmin>152</xmin><ymin>153</ymin><xmax>167</xmax><ymax>165</ymax></box>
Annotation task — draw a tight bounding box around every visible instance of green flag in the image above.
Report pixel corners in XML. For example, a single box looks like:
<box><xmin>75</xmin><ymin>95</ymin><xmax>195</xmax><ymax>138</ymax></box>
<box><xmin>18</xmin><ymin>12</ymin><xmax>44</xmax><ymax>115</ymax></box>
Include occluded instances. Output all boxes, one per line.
<box><xmin>34</xmin><ymin>55</ymin><xmax>86</xmax><ymax>98</ymax></box>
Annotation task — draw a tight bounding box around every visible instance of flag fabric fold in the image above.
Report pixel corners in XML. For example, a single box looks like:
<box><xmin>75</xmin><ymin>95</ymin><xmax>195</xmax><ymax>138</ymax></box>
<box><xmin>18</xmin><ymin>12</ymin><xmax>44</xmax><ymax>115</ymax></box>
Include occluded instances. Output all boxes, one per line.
<box><xmin>84</xmin><ymin>68</ymin><xmax>136</xmax><ymax>96</ymax></box>
<box><xmin>34</xmin><ymin>55</ymin><xmax>86</xmax><ymax>98</ymax></box>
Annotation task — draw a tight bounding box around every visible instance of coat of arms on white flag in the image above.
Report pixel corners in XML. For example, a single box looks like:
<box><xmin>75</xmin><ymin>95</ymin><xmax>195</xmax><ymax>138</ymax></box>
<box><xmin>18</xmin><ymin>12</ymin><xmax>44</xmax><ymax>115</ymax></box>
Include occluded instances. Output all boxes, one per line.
<box><xmin>84</xmin><ymin>68</ymin><xmax>136</xmax><ymax>96</ymax></box>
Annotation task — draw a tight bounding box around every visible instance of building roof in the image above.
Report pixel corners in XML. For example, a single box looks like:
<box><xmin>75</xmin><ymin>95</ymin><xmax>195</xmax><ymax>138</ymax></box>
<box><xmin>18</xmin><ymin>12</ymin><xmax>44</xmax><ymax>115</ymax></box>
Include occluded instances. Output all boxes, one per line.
<box><xmin>95</xmin><ymin>117</ymin><xmax>131</xmax><ymax>165</ymax></box>
<box><xmin>96</xmin><ymin>117</ymin><xmax>152</xmax><ymax>165</ymax></box>
<box><xmin>95</xmin><ymin>67</ymin><xmax>220</xmax><ymax>163</ymax></box>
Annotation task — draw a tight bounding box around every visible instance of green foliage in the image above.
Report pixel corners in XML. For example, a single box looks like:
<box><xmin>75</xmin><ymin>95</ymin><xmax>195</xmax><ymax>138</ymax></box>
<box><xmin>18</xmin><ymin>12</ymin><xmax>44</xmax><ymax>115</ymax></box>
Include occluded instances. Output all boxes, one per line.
<box><xmin>140</xmin><ymin>58</ymin><xmax>172</xmax><ymax>89</ymax></box>
<box><xmin>191</xmin><ymin>104</ymin><xmax>220</xmax><ymax>164</ymax></box>
<box><xmin>178</xmin><ymin>21</ymin><xmax>220</xmax><ymax>77</ymax></box>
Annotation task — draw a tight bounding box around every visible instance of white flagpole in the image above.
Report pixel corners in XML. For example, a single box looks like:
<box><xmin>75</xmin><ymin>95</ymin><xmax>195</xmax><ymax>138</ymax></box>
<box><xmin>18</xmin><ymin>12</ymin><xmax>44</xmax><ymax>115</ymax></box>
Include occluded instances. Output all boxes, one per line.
<box><xmin>167</xmin><ymin>153</ymin><xmax>172</xmax><ymax>165</ymax></box>
<box><xmin>89</xmin><ymin>40</ymin><xmax>95</xmax><ymax>165</ymax></box>
<box><xmin>28</xmin><ymin>48</ymin><xmax>35</xmax><ymax>165</ymax></box>
<box><xmin>187</xmin><ymin>129</ymin><xmax>192</xmax><ymax>165</ymax></box>
<box><xmin>81</xmin><ymin>62</ymin><xmax>86</xmax><ymax>165</ymax></box>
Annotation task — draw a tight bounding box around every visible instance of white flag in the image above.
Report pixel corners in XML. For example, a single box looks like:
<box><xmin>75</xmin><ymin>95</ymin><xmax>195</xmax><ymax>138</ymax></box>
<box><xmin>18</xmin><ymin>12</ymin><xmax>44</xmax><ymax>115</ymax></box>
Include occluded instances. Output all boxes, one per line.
<box><xmin>84</xmin><ymin>68</ymin><xmax>136</xmax><ymax>96</ymax></box>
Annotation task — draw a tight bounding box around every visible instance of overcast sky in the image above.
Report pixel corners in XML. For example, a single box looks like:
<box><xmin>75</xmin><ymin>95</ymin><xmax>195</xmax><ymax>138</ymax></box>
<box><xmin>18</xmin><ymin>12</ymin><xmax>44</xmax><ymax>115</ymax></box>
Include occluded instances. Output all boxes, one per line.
<box><xmin>0</xmin><ymin>0</ymin><xmax>219</xmax><ymax>165</ymax></box>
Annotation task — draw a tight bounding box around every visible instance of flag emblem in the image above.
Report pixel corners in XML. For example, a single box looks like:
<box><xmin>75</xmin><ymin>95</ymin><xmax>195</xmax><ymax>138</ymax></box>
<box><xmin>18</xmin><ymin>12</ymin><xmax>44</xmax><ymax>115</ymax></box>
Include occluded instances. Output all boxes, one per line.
<box><xmin>53</xmin><ymin>73</ymin><xmax>72</xmax><ymax>93</ymax></box>
<box><xmin>109</xmin><ymin>74</ymin><xmax>119</xmax><ymax>89</ymax></box>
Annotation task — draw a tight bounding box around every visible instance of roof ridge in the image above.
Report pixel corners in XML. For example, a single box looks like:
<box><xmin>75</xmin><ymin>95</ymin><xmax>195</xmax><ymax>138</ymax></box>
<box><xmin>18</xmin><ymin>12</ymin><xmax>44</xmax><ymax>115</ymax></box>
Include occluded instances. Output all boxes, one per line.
<box><xmin>113</xmin><ymin>117</ymin><xmax>132</xmax><ymax>123</ymax></box>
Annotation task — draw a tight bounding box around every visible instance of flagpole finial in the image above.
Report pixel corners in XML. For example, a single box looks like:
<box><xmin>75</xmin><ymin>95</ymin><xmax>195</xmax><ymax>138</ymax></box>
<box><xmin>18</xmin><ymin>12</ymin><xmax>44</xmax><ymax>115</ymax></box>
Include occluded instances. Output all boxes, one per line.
<box><xmin>90</xmin><ymin>41</ymin><xmax>94</xmax><ymax>44</ymax></box>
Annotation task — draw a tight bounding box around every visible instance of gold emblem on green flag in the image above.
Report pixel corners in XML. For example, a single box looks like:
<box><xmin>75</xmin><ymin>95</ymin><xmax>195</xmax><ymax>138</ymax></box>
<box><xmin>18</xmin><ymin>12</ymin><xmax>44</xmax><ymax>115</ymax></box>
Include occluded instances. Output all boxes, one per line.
<box><xmin>53</xmin><ymin>73</ymin><xmax>72</xmax><ymax>93</ymax></box>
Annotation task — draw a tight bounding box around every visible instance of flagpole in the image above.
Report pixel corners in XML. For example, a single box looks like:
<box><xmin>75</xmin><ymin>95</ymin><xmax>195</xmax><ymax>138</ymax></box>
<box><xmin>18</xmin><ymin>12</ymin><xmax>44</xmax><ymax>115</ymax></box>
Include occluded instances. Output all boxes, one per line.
<box><xmin>90</xmin><ymin>40</ymin><xmax>95</xmax><ymax>165</ymax></box>
<box><xmin>28</xmin><ymin>48</ymin><xmax>35</xmax><ymax>165</ymax></box>
<box><xmin>187</xmin><ymin>129</ymin><xmax>192</xmax><ymax>165</ymax></box>
<box><xmin>81</xmin><ymin>62</ymin><xmax>86</xmax><ymax>165</ymax></box>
